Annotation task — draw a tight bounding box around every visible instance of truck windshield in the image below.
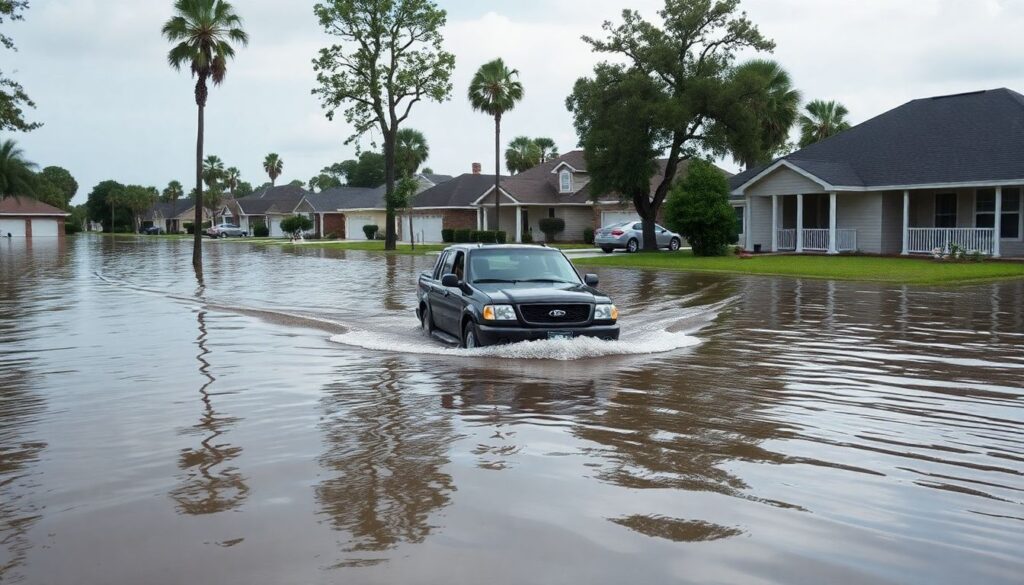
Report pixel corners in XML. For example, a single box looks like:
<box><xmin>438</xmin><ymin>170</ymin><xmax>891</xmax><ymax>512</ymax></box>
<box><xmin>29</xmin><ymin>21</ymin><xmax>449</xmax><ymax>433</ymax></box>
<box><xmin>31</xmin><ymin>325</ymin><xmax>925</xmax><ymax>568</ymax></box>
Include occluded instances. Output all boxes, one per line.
<box><xmin>469</xmin><ymin>248</ymin><xmax>581</xmax><ymax>284</ymax></box>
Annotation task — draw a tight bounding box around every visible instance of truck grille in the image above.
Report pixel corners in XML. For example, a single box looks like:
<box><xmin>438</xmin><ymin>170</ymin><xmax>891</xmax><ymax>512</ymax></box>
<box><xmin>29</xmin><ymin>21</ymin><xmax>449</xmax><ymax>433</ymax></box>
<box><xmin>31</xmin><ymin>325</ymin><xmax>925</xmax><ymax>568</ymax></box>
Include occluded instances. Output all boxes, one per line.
<box><xmin>519</xmin><ymin>304</ymin><xmax>591</xmax><ymax>325</ymax></box>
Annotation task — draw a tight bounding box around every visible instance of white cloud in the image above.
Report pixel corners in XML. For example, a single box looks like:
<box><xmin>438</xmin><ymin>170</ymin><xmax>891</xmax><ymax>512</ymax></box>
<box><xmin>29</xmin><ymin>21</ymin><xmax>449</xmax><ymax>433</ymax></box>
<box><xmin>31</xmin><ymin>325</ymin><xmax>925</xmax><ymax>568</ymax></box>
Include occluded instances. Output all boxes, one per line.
<box><xmin>5</xmin><ymin>0</ymin><xmax>1024</xmax><ymax>202</ymax></box>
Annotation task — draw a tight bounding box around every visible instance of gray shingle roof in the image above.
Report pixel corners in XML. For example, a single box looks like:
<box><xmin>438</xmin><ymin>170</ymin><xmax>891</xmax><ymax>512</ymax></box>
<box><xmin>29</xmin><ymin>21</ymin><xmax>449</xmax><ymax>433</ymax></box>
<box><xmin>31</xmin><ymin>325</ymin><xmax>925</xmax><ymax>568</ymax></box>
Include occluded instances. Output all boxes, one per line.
<box><xmin>730</xmin><ymin>88</ymin><xmax>1024</xmax><ymax>192</ymax></box>
<box><xmin>313</xmin><ymin>186</ymin><xmax>387</xmax><ymax>210</ymax></box>
<box><xmin>144</xmin><ymin>200</ymin><xmax>194</xmax><ymax>220</ymax></box>
<box><xmin>235</xmin><ymin>185</ymin><xmax>309</xmax><ymax>214</ymax></box>
<box><xmin>412</xmin><ymin>173</ymin><xmax>505</xmax><ymax>207</ymax></box>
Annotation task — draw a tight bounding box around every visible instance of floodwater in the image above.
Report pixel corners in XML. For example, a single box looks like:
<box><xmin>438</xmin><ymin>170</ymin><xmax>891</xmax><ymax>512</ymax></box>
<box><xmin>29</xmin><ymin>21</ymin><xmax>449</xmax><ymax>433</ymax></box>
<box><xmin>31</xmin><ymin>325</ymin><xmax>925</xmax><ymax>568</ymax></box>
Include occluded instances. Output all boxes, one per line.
<box><xmin>1</xmin><ymin>235</ymin><xmax>1022</xmax><ymax>585</ymax></box>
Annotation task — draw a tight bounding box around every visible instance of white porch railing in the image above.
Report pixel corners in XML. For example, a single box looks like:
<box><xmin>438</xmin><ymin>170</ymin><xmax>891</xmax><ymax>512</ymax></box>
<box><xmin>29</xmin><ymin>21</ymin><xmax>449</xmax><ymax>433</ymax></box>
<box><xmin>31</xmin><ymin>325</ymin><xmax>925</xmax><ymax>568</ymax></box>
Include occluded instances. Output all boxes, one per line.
<box><xmin>907</xmin><ymin>228</ymin><xmax>995</xmax><ymax>255</ymax></box>
<box><xmin>776</xmin><ymin>229</ymin><xmax>796</xmax><ymax>250</ymax></box>
<box><xmin>774</xmin><ymin>228</ymin><xmax>858</xmax><ymax>252</ymax></box>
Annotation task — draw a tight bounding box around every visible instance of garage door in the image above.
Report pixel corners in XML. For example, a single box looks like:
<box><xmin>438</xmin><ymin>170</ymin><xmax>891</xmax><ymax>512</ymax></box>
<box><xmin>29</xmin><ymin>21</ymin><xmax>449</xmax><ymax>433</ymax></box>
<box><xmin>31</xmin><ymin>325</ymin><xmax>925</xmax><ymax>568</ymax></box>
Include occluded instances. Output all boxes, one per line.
<box><xmin>31</xmin><ymin>219</ymin><xmax>59</xmax><ymax>237</ymax></box>
<box><xmin>0</xmin><ymin>219</ymin><xmax>26</xmax><ymax>238</ymax></box>
<box><xmin>600</xmin><ymin>211</ymin><xmax>641</xmax><ymax>229</ymax></box>
<box><xmin>347</xmin><ymin>216</ymin><xmax>376</xmax><ymax>240</ymax></box>
<box><xmin>406</xmin><ymin>216</ymin><xmax>443</xmax><ymax>243</ymax></box>
<box><xmin>268</xmin><ymin>217</ymin><xmax>282</xmax><ymax>238</ymax></box>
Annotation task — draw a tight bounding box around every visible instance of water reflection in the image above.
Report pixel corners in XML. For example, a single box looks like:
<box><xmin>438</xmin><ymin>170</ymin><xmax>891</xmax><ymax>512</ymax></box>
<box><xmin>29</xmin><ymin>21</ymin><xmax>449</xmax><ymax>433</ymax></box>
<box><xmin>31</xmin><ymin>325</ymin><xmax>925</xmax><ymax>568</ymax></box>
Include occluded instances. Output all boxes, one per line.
<box><xmin>316</xmin><ymin>358</ymin><xmax>455</xmax><ymax>567</ymax></box>
<box><xmin>168</xmin><ymin>309</ymin><xmax>249</xmax><ymax>515</ymax></box>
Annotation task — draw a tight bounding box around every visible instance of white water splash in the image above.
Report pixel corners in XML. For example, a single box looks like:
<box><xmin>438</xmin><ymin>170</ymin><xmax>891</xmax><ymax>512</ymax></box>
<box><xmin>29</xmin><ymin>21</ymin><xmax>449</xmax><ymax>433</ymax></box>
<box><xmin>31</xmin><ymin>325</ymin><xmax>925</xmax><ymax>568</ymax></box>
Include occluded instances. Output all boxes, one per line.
<box><xmin>329</xmin><ymin>327</ymin><xmax>701</xmax><ymax>360</ymax></box>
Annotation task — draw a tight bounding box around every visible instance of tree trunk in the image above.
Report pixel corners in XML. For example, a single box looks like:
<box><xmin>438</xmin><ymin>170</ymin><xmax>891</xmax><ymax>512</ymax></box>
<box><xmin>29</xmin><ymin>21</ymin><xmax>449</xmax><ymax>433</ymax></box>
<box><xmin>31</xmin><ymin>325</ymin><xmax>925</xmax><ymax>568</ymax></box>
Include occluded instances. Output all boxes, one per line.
<box><xmin>193</xmin><ymin>77</ymin><xmax>207</xmax><ymax>277</ymax></box>
<box><xmin>494</xmin><ymin>114</ymin><xmax>501</xmax><ymax>233</ymax></box>
<box><xmin>633</xmin><ymin>193</ymin><xmax>659</xmax><ymax>251</ymax></box>
<box><xmin>383</xmin><ymin>131</ymin><xmax>397</xmax><ymax>251</ymax></box>
<box><xmin>409</xmin><ymin>212</ymin><xmax>415</xmax><ymax>251</ymax></box>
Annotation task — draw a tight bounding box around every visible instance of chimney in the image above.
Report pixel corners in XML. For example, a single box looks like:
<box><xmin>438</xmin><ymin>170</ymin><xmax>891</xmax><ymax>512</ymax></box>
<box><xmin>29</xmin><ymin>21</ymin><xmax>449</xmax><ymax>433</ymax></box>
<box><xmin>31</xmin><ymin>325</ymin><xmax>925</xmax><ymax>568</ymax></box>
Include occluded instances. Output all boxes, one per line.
<box><xmin>472</xmin><ymin>162</ymin><xmax>482</xmax><ymax>175</ymax></box>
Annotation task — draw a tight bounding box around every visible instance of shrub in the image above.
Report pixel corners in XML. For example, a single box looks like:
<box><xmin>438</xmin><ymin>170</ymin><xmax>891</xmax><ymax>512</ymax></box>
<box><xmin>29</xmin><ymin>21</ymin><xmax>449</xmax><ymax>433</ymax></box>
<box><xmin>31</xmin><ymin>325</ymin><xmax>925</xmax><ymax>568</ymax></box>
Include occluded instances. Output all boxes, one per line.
<box><xmin>583</xmin><ymin>227</ymin><xmax>595</xmax><ymax>245</ymax></box>
<box><xmin>454</xmin><ymin>228</ymin><xmax>472</xmax><ymax>243</ymax></box>
<box><xmin>663</xmin><ymin>159</ymin><xmax>737</xmax><ymax>256</ymax></box>
<box><xmin>362</xmin><ymin>224</ymin><xmax>379</xmax><ymax>240</ymax></box>
<box><xmin>538</xmin><ymin>217</ymin><xmax>565</xmax><ymax>242</ymax></box>
<box><xmin>441</xmin><ymin>228</ymin><xmax>454</xmax><ymax>243</ymax></box>
<box><xmin>522</xmin><ymin>230</ymin><xmax>533</xmax><ymax>244</ymax></box>
<box><xmin>495</xmin><ymin>230</ymin><xmax>507</xmax><ymax>244</ymax></box>
<box><xmin>280</xmin><ymin>215</ymin><xmax>314</xmax><ymax>237</ymax></box>
<box><xmin>184</xmin><ymin>222</ymin><xmax>195</xmax><ymax>234</ymax></box>
<box><xmin>480</xmin><ymin>230</ymin><xmax>497</xmax><ymax>244</ymax></box>
<box><xmin>253</xmin><ymin>223</ymin><xmax>269</xmax><ymax>237</ymax></box>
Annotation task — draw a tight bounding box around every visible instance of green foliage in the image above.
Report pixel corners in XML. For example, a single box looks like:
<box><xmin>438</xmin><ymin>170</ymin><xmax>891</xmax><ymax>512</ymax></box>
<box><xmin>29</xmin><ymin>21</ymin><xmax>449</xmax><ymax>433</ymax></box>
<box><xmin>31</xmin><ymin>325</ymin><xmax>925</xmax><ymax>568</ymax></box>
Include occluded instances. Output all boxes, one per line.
<box><xmin>453</xmin><ymin>228</ymin><xmax>472</xmax><ymax>243</ymax></box>
<box><xmin>280</xmin><ymin>214</ymin><xmax>314</xmax><ymax>236</ymax></box>
<box><xmin>362</xmin><ymin>224</ymin><xmax>379</xmax><ymax>240</ymax></box>
<box><xmin>538</xmin><ymin>217</ymin><xmax>565</xmax><ymax>242</ymax></box>
<box><xmin>663</xmin><ymin>159</ymin><xmax>736</xmax><ymax>256</ymax></box>
<box><xmin>235</xmin><ymin>180</ymin><xmax>253</xmax><ymax>197</ymax></box>
<box><xmin>253</xmin><ymin>222</ymin><xmax>269</xmax><ymax>237</ymax></box>
<box><xmin>799</xmin><ymin>99</ymin><xmax>851</xmax><ymax>147</ymax></box>
<box><xmin>0</xmin><ymin>0</ymin><xmax>40</xmax><ymax>132</ymax></box>
<box><xmin>533</xmin><ymin>138</ymin><xmax>558</xmax><ymax>162</ymax></box>
<box><xmin>521</xmin><ymin>230</ymin><xmax>533</xmax><ymax>244</ymax></box>
<box><xmin>263</xmin><ymin>153</ymin><xmax>283</xmax><ymax>185</ymax></box>
<box><xmin>287</xmin><ymin>179</ymin><xmax>305</xmax><ymax>188</ymax></box>
<box><xmin>716</xmin><ymin>59</ymin><xmax>801</xmax><ymax>170</ymax></box>
<box><xmin>309</xmin><ymin>173</ymin><xmax>342</xmax><ymax>192</ymax></box>
<box><xmin>505</xmin><ymin>136</ymin><xmax>542</xmax><ymax>174</ymax></box>
<box><xmin>37</xmin><ymin>166</ymin><xmax>78</xmax><ymax>207</ymax></box>
<box><xmin>0</xmin><ymin>138</ymin><xmax>36</xmax><ymax>197</ymax></box>
<box><xmin>583</xmin><ymin>227</ymin><xmax>595</xmax><ymax>245</ymax></box>
<box><xmin>163</xmin><ymin>0</ymin><xmax>248</xmax><ymax>100</ymax></box>
<box><xmin>494</xmin><ymin>231</ymin><xmax>507</xmax><ymax>244</ymax></box>
<box><xmin>203</xmin><ymin>155</ymin><xmax>225</xmax><ymax>189</ymax></box>
<box><xmin>568</xmin><ymin>0</ymin><xmax>772</xmax><ymax>250</ymax></box>
<box><xmin>388</xmin><ymin>176</ymin><xmax>419</xmax><ymax>212</ymax></box>
<box><xmin>85</xmin><ymin>180</ymin><xmax>131</xmax><ymax>232</ymax></box>
<box><xmin>468</xmin><ymin>58</ymin><xmax>524</xmax><ymax>118</ymax></box>
<box><xmin>66</xmin><ymin>205</ymin><xmax>87</xmax><ymax>234</ymax></box>
<box><xmin>339</xmin><ymin>151</ymin><xmax>385</xmax><ymax>187</ymax></box>
<box><xmin>162</xmin><ymin>180</ymin><xmax>184</xmax><ymax>202</ymax></box>
<box><xmin>117</xmin><ymin>184</ymin><xmax>160</xmax><ymax>231</ymax></box>
<box><xmin>441</xmin><ymin>228</ymin><xmax>454</xmax><ymax>243</ymax></box>
<box><xmin>396</xmin><ymin>128</ymin><xmax>430</xmax><ymax>178</ymax></box>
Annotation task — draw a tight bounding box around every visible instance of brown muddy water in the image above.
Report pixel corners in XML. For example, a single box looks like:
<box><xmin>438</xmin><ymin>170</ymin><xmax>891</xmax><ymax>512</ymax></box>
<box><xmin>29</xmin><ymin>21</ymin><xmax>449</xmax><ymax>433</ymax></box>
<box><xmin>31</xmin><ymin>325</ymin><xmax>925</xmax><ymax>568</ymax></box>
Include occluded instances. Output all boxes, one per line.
<box><xmin>1</xmin><ymin>235</ymin><xmax>1022</xmax><ymax>585</ymax></box>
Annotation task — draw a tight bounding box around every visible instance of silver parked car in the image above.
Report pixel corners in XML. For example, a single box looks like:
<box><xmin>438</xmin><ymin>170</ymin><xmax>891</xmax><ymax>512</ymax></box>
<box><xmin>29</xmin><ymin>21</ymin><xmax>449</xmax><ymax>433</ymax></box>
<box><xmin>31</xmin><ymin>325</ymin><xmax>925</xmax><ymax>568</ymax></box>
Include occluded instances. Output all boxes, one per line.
<box><xmin>594</xmin><ymin>222</ymin><xmax>683</xmax><ymax>253</ymax></box>
<box><xmin>206</xmin><ymin>223</ymin><xmax>247</xmax><ymax>238</ymax></box>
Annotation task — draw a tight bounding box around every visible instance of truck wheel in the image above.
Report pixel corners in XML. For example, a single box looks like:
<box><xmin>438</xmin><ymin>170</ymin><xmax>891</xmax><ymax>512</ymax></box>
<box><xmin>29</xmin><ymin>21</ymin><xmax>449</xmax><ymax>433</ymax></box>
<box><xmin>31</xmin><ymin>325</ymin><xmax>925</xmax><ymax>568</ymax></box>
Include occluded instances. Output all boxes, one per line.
<box><xmin>420</xmin><ymin>303</ymin><xmax>435</xmax><ymax>333</ymax></box>
<box><xmin>626</xmin><ymin>238</ymin><xmax>639</xmax><ymax>253</ymax></box>
<box><xmin>601</xmin><ymin>246</ymin><xmax>614</xmax><ymax>254</ymax></box>
<box><xmin>462</xmin><ymin>320</ymin><xmax>480</xmax><ymax>349</ymax></box>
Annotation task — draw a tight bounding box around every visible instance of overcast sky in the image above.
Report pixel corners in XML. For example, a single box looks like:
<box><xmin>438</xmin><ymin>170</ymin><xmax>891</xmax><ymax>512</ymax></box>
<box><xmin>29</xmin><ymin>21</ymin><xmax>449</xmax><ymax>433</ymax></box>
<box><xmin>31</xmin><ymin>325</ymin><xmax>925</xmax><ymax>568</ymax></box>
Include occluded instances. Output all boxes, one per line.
<box><xmin>6</xmin><ymin>0</ymin><xmax>1024</xmax><ymax>204</ymax></box>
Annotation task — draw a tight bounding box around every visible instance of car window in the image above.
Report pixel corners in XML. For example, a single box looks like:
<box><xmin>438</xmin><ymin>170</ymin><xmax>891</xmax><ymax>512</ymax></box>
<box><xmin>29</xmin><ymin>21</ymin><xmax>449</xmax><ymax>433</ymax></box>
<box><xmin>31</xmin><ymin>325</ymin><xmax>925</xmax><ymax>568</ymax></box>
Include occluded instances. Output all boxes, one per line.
<box><xmin>632</xmin><ymin>223</ymin><xmax>642</xmax><ymax>230</ymax></box>
<box><xmin>433</xmin><ymin>251</ymin><xmax>449</xmax><ymax>280</ymax></box>
<box><xmin>468</xmin><ymin>249</ymin><xmax>581</xmax><ymax>284</ymax></box>
<box><xmin>452</xmin><ymin>252</ymin><xmax>465</xmax><ymax>282</ymax></box>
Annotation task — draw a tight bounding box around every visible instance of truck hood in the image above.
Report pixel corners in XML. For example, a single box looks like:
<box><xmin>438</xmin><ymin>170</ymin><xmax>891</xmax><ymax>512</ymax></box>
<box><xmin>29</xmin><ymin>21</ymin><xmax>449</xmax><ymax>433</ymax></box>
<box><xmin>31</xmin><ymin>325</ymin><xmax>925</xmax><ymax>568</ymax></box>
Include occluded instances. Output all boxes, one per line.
<box><xmin>475</xmin><ymin>282</ymin><xmax>611</xmax><ymax>305</ymax></box>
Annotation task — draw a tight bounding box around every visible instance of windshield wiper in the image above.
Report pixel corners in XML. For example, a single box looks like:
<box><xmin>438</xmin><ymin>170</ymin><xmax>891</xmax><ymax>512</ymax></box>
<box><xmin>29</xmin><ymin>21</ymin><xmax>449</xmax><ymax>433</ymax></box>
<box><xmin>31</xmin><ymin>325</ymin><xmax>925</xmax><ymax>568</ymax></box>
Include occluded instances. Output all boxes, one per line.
<box><xmin>518</xmin><ymin>278</ymin><xmax>577</xmax><ymax>284</ymax></box>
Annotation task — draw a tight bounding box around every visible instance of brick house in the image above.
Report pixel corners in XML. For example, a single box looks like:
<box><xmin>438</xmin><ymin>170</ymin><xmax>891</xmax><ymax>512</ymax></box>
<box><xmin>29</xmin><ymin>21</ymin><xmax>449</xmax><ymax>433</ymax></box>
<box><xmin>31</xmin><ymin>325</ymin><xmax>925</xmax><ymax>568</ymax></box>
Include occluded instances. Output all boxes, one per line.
<box><xmin>0</xmin><ymin>197</ymin><xmax>69</xmax><ymax>238</ymax></box>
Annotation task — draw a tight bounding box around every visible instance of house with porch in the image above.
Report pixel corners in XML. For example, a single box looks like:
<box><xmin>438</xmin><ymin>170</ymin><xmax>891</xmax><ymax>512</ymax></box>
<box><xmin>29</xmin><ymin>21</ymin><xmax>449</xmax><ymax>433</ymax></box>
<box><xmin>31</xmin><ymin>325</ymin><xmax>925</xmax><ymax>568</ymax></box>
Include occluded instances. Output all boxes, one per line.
<box><xmin>226</xmin><ymin>185</ymin><xmax>308</xmax><ymax>237</ymax></box>
<box><xmin>142</xmin><ymin>201</ymin><xmax>206</xmax><ymax>234</ymax></box>
<box><xmin>730</xmin><ymin>88</ymin><xmax>1024</xmax><ymax>258</ymax></box>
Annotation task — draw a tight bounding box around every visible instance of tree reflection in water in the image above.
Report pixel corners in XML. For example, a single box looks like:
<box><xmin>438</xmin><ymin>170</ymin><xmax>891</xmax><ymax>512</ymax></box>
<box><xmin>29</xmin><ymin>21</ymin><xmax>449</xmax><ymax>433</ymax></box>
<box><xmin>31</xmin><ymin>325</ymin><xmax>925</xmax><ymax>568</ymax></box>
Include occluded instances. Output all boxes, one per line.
<box><xmin>169</xmin><ymin>309</ymin><xmax>249</xmax><ymax>515</ymax></box>
<box><xmin>316</xmin><ymin>358</ymin><xmax>456</xmax><ymax>567</ymax></box>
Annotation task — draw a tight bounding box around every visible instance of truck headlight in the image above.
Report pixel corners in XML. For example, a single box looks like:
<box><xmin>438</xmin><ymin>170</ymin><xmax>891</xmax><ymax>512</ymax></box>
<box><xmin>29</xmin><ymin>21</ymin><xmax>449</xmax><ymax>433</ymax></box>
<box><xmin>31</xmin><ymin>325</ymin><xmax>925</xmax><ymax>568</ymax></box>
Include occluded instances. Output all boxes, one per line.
<box><xmin>483</xmin><ymin>305</ymin><xmax>516</xmax><ymax>321</ymax></box>
<box><xmin>594</xmin><ymin>304</ymin><xmax>618</xmax><ymax>321</ymax></box>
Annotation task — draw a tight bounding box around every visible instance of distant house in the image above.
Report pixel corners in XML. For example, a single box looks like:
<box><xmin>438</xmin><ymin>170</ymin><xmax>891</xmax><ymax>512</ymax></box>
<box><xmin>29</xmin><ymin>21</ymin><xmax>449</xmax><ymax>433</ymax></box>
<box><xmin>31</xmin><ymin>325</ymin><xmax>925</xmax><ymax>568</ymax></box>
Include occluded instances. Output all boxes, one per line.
<box><xmin>730</xmin><ymin>88</ymin><xmax>1024</xmax><ymax>258</ymax></box>
<box><xmin>142</xmin><ymin>201</ymin><xmax>205</xmax><ymax>234</ymax></box>
<box><xmin>297</xmin><ymin>185</ymin><xmax>388</xmax><ymax>239</ymax></box>
<box><xmin>226</xmin><ymin>185</ymin><xmax>308</xmax><ymax>237</ymax></box>
<box><xmin>0</xmin><ymin>197</ymin><xmax>69</xmax><ymax>238</ymax></box>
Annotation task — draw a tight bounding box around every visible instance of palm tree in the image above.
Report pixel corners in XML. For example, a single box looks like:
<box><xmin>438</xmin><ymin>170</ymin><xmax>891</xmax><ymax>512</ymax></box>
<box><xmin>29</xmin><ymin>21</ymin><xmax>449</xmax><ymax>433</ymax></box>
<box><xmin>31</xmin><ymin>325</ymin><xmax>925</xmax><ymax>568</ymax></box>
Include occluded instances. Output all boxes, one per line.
<box><xmin>163</xmin><ymin>0</ymin><xmax>248</xmax><ymax>274</ymax></box>
<box><xmin>163</xmin><ymin>180</ymin><xmax>184</xmax><ymax>204</ymax></box>
<box><xmin>263</xmin><ymin>153</ymin><xmax>283</xmax><ymax>186</ymax></box>
<box><xmin>799</xmin><ymin>99</ymin><xmax>851</xmax><ymax>148</ymax></box>
<box><xmin>0</xmin><ymin>139</ymin><xmax>37</xmax><ymax>198</ymax></box>
<box><xmin>468</xmin><ymin>58</ymin><xmax>524</xmax><ymax>232</ymax></box>
<box><xmin>202</xmin><ymin>155</ymin><xmax>225</xmax><ymax>189</ymax></box>
<box><xmin>505</xmin><ymin>136</ymin><xmax>541</xmax><ymax>174</ymax></box>
<box><xmin>224</xmin><ymin>167</ymin><xmax>240</xmax><ymax>196</ymax></box>
<box><xmin>731</xmin><ymin>59</ymin><xmax>801</xmax><ymax>169</ymax></box>
<box><xmin>533</xmin><ymin>137</ymin><xmax>558</xmax><ymax>162</ymax></box>
<box><xmin>396</xmin><ymin>128</ymin><xmax>429</xmax><ymax>178</ymax></box>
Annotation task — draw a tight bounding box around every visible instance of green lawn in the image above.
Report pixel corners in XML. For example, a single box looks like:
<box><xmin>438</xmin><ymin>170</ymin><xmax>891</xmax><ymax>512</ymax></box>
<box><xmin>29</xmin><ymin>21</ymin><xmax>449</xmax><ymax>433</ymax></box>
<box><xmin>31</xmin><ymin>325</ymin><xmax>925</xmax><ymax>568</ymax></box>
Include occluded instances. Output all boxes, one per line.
<box><xmin>573</xmin><ymin>251</ymin><xmax>1024</xmax><ymax>285</ymax></box>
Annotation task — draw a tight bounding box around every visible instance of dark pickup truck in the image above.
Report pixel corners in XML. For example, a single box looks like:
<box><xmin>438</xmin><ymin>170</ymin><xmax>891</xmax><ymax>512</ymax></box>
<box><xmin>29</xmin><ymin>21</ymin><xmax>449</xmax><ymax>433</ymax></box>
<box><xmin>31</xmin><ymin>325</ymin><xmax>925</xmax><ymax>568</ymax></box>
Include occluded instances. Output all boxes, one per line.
<box><xmin>416</xmin><ymin>244</ymin><xmax>619</xmax><ymax>348</ymax></box>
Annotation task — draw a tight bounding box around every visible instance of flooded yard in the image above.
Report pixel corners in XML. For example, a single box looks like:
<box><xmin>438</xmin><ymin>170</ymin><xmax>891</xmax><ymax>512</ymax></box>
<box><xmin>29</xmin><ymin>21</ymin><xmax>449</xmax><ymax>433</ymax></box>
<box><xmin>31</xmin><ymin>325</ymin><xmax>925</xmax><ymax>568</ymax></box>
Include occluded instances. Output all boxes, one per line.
<box><xmin>1</xmin><ymin>235</ymin><xmax>1022</xmax><ymax>584</ymax></box>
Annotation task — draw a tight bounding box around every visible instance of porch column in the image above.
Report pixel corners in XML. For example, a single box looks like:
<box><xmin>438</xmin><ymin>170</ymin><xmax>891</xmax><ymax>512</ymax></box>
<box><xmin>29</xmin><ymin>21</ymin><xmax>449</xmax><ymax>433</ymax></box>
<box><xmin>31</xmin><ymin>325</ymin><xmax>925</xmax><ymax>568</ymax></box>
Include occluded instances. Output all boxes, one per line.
<box><xmin>482</xmin><ymin>207</ymin><xmax>489</xmax><ymax>230</ymax></box>
<box><xmin>476</xmin><ymin>207</ymin><xmax>482</xmax><ymax>230</ymax></box>
<box><xmin>770</xmin><ymin>195</ymin><xmax>779</xmax><ymax>252</ymax></box>
<box><xmin>796</xmin><ymin>194</ymin><xmax>804</xmax><ymax>253</ymax></box>
<box><xmin>993</xmin><ymin>187</ymin><xmax>1002</xmax><ymax>258</ymax></box>
<box><xmin>744</xmin><ymin>195</ymin><xmax>752</xmax><ymax>251</ymax></box>
<box><xmin>901</xmin><ymin>190</ymin><xmax>910</xmax><ymax>255</ymax></box>
<box><xmin>828</xmin><ymin>191</ymin><xmax>838</xmax><ymax>255</ymax></box>
<box><xmin>515</xmin><ymin>205</ymin><xmax>523</xmax><ymax>243</ymax></box>
<box><xmin>319</xmin><ymin>213</ymin><xmax>325</xmax><ymax>238</ymax></box>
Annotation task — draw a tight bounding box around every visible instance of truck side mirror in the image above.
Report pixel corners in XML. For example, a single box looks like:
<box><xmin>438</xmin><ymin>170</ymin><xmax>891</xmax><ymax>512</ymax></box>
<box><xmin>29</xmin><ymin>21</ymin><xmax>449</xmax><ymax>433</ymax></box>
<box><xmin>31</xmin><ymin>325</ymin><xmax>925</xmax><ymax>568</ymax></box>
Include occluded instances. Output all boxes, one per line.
<box><xmin>441</xmin><ymin>273</ymin><xmax>460</xmax><ymax>287</ymax></box>
<box><xmin>584</xmin><ymin>274</ymin><xmax>599</xmax><ymax>287</ymax></box>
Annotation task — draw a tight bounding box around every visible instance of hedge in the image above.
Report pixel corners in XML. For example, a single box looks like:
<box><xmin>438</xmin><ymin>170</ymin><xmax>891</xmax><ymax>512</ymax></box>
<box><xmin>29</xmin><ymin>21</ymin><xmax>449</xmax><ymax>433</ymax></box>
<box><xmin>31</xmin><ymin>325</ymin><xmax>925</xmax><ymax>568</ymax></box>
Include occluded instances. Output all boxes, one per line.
<box><xmin>441</xmin><ymin>228</ymin><xmax>454</xmax><ymax>243</ymax></box>
<box><xmin>583</xmin><ymin>227</ymin><xmax>595</xmax><ymax>245</ymax></box>
<box><xmin>453</xmin><ymin>228</ymin><xmax>472</xmax><ymax>243</ymax></box>
<box><xmin>362</xmin><ymin>224</ymin><xmax>379</xmax><ymax>240</ymax></box>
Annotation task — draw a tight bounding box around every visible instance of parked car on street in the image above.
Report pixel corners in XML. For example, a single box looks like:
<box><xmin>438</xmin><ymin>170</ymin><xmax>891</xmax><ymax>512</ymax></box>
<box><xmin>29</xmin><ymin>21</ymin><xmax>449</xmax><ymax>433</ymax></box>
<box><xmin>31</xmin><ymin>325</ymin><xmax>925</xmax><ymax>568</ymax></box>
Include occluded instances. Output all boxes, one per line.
<box><xmin>206</xmin><ymin>223</ymin><xmax>247</xmax><ymax>238</ymax></box>
<box><xmin>594</xmin><ymin>221</ymin><xmax>682</xmax><ymax>253</ymax></box>
<box><xmin>141</xmin><ymin>226</ymin><xmax>163</xmax><ymax>235</ymax></box>
<box><xmin>417</xmin><ymin>244</ymin><xmax>619</xmax><ymax>348</ymax></box>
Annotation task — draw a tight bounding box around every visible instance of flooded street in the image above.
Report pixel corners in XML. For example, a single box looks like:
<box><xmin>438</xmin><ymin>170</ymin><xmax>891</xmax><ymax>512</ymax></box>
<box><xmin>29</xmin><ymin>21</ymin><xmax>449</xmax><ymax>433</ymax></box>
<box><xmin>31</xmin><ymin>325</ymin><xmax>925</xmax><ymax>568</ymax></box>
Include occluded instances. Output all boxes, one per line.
<box><xmin>1</xmin><ymin>235</ymin><xmax>1022</xmax><ymax>584</ymax></box>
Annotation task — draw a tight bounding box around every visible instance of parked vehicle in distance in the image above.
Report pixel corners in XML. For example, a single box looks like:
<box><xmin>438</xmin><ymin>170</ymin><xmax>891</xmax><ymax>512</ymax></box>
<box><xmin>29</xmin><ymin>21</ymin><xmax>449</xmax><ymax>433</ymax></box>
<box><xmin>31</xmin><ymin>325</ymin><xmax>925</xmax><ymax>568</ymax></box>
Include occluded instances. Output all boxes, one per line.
<box><xmin>206</xmin><ymin>223</ymin><xmax>247</xmax><ymax>238</ymax></box>
<box><xmin>594</xmin><ymin>221</ymin><xmax>682</xmax><ymax>253</ymax></box>
<box><xmin>417</xmin><ymin>244</ymin><xmax>619</xmax><ymax>348</ymax></box>
<box><xmin>141</xmin><ymin>226</ymin><xmax>163</xmax><ymax>235</ymax></box>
